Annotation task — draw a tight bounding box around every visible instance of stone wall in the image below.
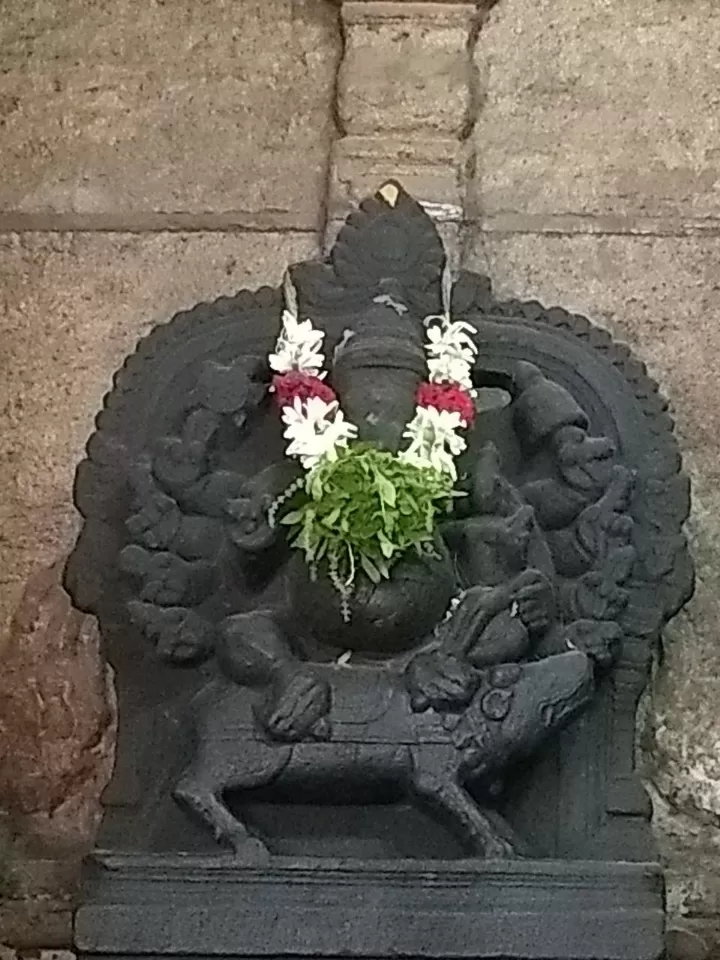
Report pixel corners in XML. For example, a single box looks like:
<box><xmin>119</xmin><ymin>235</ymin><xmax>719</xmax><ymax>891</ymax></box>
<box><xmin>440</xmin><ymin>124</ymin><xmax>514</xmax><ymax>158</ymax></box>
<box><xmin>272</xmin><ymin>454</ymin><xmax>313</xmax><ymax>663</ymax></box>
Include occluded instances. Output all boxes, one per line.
<box><xmin>0</xmin><ymin>0</ymin><xmax>340</xmax><ymax>944</ymax></box>
<box><xmin>467</xmin><ymin>1</ymin><xmax>720</xmax><ymax>950</ymax></box>
<box><xmin>0</xmin><ymin>0</ymin><xmax>340</xmax><ymax>633</ymax></box>
<box><xmin>2</xmin><ymin>0</ymin><xmax>720</xmax><ymax>954</ymax></box>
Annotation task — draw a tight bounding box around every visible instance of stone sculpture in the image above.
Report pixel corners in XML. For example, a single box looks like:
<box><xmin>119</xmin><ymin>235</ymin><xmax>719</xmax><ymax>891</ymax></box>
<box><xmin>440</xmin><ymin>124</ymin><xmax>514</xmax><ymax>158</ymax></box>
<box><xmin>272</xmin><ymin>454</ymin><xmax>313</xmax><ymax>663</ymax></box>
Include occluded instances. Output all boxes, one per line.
<box><xmin>66</xmin><ymin>183</ymin><xmax>694</xmax><ymax>960</ymax></box>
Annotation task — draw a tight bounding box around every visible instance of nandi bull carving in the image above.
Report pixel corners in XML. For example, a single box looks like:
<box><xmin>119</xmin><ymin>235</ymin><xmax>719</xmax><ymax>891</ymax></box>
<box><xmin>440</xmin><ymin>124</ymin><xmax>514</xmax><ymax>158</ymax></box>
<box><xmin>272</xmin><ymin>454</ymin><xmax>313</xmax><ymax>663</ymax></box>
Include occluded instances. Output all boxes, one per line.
<box><xmin>174</xmin><ymin>651</ymin><xmax>594</xmax><ymax>861</ymax></box>
<box><xmin>65</xmin><ymin>183</ymin><xmax>693</xmax><ymax>866</ymax></box>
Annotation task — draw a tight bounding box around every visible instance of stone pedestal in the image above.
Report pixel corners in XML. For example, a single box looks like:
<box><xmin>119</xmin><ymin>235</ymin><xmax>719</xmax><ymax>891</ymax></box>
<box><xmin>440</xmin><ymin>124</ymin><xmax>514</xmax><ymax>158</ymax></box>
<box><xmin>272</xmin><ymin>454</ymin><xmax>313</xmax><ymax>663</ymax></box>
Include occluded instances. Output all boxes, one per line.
<box><xmin>76</xmin><ymin>855</ymin><xmax>664</xmax><ymax>960</ymax></box>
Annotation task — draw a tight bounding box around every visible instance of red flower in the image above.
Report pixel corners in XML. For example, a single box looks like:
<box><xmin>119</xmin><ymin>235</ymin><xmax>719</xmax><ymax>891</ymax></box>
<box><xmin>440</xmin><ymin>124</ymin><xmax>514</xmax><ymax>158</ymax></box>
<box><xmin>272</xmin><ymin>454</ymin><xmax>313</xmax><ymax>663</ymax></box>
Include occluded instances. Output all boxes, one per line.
<box><xmin>272</xmin><ymin>371</ymin><xmax>337</xmax><ymax>408</ymax></box>
<box><xmin>416</xmin><ymin>381</ymin><xmax>476</xmax><ymax>426</ymax></box>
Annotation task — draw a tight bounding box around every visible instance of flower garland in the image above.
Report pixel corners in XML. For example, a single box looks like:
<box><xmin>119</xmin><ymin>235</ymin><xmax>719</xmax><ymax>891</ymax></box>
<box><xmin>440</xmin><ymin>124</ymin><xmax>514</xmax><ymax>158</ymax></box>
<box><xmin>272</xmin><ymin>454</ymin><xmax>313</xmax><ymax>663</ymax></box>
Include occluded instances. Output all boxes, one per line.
<box><xmin>267</xmin><ymin>302</ymin><xmax>479</xmax><ymax>616</ymax></box>
<box><xmin>269</xmin><ymin>309</ymin><xmax>478</xmax><ymax>479</ymax></box>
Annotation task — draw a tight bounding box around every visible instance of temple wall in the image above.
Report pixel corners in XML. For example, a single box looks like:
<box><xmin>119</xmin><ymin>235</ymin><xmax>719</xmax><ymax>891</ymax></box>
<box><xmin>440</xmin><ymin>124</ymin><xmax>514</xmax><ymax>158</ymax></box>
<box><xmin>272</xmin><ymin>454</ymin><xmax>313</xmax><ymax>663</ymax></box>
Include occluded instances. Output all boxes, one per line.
<box><xmin>0</xmin><ymin>0</ymin><xmax>339</xmax><ymax>944</ymax></box>
<box><xmin>465</xmin><ymin>4</ymin><xmax>720</xmax><ymax>953</ymax></box>
<box><xmin>2</xmin><ymin>0</ymin><xmax>720</xmax><ymax>956</ymax></box>
<box><xmin>0</xmin><ymin>0</ymin><xmax>339</xmax><ymax>632</ymax></box>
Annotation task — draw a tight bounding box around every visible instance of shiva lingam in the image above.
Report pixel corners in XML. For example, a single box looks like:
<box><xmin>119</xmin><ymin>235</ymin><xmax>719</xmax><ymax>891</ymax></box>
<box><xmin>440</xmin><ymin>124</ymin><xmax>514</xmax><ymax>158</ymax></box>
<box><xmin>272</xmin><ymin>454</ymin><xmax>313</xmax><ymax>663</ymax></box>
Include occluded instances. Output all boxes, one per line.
<box><xmin>66</xmin><ymin>183</ymin><xmax>693</xmax><ymax>960</ymax></box>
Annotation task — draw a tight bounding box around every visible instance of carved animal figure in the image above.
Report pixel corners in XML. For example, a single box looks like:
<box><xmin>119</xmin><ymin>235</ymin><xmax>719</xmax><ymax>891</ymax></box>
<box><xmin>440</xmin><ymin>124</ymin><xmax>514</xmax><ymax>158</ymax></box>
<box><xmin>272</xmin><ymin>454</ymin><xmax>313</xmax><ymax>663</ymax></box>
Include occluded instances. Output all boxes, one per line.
<box><xmin>173</xmin><ymin>650</ymin><xmax>593</xmax><ymax>861</ymax></box>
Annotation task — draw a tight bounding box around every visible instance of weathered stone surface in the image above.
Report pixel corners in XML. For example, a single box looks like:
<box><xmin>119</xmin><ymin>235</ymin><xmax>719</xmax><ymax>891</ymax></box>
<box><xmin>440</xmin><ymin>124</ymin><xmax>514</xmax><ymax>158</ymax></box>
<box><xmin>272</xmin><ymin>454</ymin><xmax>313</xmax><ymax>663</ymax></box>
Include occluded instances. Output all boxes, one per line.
<box><xmin>0</xmin><ymin>0</ymin><xmax>339</xmax><ymax>228</ymax></box>
<box><xmin>0</xmin><ymin>950</ymin><xmax>74</xmax><ymax>960</ymax></box>
<box><xmin>665</xmin><ymin>923</ymin><xmax>712</xmax><ymax>960</ymax></box>
<box><xmin>464</xmin><ymin>231</ymin><xmax>720</xmax><ymax>921</ymax></box>
<box><xmin>339</xmin><ymin>2</ymin><xmax>477</xmax><ymax>136</ymax></box>
<box><xmin>651</xmin><ymin>779</ymin><xmax>720</xmax><ymax>937</ymax></box>
<box><xmin>474</xmin><ymin>0</ymin><xmax>720</xmax><ymax>222</ymax></box>
<box><xmin>0</xmin><ymin>934</ymin><xmax>75</xmax><ymax>955</ymax></box>
<box><xmin>0</xmin><ymin>842</ymin><xmax>80</xmax><ymax>947</ymax></box>
<box><xmin>644</xmin><ymin>475</ymin><xmax>720</xmax><ymax>932</ymax></box>
<box><xmin>330</xmin><ymin>1</ymin><xmax>479</xmax><ymax>243</ymax></box>
<box><xmin>0</xmin><ymin>231</ymin><xmax>319</xmax><ymax>630</ymax></box>
<box><xmin>0</xmin><ymin>509</ymin><xmax>81</xmax><ymax>649</ymax></box>
<box><xmin>0</xmin><ymin>562</ymin><xmax>113</xmax><ymax>852</ymax></box>
<box><xmin>328</xmin><ymin>135</ymin><xmax>473</xmax><ymax>222</ymax></box>
<box><xmin>467</xmin><ymin>234</ymin><xmax>720</xmax><ymax>467</ymax></box>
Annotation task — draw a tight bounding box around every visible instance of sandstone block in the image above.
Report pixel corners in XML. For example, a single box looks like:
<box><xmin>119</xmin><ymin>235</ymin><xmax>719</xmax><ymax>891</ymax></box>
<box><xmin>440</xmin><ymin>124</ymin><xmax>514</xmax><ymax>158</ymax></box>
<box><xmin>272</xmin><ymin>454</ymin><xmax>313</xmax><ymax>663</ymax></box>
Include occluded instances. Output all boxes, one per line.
<box><xmin>0</xmin><ymin>230</ymin><xmax>319</xmax><ymax>630</ymax></box>
<box><xmin>466</xmin><ymin>232</ymin><xmax>720</xmax><ymax>467</ymax></box>
<box><xmin>0</xmin><ymin>562</ymin><xmax>113</xmax><ymax>853</ymax></box>
<box><xmin>339</xmin><ymin>2</ymin><xmax>478</xmax><ymax>137</ymax></box>
<box><xmin>0</xmin><ymin>0</ymin><xmax>339</xmax><ymax>228</ymax></box>
<box><xmin>331</xmin><ymin>2</ymin><xmax>480</xmax><ymax>246</ymax></box>
<box><xmin>474</xmin><ymin>0</ymin><xmax>720</xmax><ymax>221</ymax></box>
<box><xmin>328</xmin><ymin>135</ymin><xmax>474</xmax><ymax>224</ymax></box>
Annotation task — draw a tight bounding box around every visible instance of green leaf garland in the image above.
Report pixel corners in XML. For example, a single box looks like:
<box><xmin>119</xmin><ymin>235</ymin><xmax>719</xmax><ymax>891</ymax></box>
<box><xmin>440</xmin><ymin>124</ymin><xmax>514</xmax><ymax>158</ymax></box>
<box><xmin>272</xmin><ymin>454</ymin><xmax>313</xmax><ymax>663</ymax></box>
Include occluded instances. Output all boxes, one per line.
<box><xmin>276</xmin><ymin>443</ymin><xmax>458</xmax><ymax>608</ymax></box>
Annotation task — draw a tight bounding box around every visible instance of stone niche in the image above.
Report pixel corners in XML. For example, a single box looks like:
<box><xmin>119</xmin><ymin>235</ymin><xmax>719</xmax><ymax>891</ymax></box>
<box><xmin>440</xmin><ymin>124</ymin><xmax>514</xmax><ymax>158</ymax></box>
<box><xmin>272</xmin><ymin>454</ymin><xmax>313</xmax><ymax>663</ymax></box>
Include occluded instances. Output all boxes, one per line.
<box><xmin>65</xmin><ymin>184</ymin><xmax>694</xmax><ymax>960</ymax></box>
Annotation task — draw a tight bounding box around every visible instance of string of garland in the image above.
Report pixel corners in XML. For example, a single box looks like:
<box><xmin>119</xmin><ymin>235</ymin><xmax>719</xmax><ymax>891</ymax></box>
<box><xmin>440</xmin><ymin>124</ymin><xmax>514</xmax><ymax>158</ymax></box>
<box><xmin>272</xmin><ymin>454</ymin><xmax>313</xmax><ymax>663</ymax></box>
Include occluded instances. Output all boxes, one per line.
<box><xmin>266</xmin><ymin>280</ymin><xmax>478</xmax><ymax>619</ymax></box>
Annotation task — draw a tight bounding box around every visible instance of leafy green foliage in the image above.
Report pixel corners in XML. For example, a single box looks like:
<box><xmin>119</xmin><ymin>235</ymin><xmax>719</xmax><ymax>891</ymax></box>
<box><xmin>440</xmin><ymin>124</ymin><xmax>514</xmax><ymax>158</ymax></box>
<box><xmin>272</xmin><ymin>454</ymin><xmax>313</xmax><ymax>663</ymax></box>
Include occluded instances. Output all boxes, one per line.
<box><xmin>278</xmin><ymin>444</ymin><xmax>457</xmax><ymax>598</ymax></box>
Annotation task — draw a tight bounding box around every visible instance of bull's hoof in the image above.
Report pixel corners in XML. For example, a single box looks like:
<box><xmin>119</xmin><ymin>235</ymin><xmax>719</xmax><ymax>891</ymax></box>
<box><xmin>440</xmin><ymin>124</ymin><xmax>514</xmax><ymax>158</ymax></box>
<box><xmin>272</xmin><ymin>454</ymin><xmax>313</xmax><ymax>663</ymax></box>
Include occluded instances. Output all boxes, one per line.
<box><xmin>482</xmin><ymin>837</ymin><xmax>519</xmax><ymax>859</ymax></box>
<box><xmin>232</xmin><ymin>836</ymin><xmax>271</xmax><ymax>865</ymax></box>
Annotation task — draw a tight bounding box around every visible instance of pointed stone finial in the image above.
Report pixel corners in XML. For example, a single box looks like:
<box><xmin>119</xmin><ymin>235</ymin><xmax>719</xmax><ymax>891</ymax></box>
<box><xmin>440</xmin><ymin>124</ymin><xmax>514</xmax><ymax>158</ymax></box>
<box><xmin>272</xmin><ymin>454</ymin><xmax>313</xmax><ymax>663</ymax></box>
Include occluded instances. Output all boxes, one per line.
<box><xmin>378</xmin><ymin>181</ymin><xmax>400</xmax><ymax>207</ymax></box>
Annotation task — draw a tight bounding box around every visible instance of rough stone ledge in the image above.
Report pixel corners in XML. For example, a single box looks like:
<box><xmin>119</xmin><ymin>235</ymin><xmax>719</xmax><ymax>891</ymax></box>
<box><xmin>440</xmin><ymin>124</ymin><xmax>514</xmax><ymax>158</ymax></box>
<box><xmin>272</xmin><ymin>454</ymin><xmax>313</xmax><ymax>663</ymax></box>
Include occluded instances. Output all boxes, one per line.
<box><xmin>342</xmin><ymin>2</ymin><xmax>479</xmax><ymax>21</ymax></box>
<box><xmin>0</xmin><ymin>214</ymin><xmax>321</xmax><ymax>235</ymax></box>
<box><xmin>10</xmin><ymin>210</ymin><xmax>720</xmax><ymax>238</ymax></box>
<box><xmin>476</xmin><ymin>213</ymin><xmax>720</xmax><ymax>238</ymax></box>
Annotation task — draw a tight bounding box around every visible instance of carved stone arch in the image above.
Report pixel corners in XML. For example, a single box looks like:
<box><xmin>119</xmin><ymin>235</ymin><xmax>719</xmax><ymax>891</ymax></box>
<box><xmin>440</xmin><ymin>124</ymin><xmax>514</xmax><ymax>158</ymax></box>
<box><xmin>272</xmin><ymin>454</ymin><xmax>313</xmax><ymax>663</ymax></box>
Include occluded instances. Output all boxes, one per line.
<box><xmin>64</xmin><ymin>287</ymin><xmax>292</xmax><ymax>841</ymax></box>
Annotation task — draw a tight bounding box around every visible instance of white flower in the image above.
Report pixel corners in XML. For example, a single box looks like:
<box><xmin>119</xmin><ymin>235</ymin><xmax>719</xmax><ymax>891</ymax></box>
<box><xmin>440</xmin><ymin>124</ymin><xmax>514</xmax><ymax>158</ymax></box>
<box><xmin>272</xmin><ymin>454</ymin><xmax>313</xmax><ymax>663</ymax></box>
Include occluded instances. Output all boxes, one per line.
<box><xmin>401</xmin><ymin>443</ymin><xmax>458</xmax><ymax>478</ymax></box>
<box><xmin>281</xmin><ymin>396</ymin><xmax>358</xmax><ymax>470</ymax></box>
<box><xmin>399</xmin><ymin>406</ymin><xmax>467</xmax><ymax>479</ymax></box>
<box><xmin>424</xmin><ymin>315</ymin><xmax>478</xmax><ymax>363</ymax></box>
<box><xmin>269</xmin><ymin>309</ymin><xmax>326</xmax><ymax>376</ymax></box>
<box><xmin>427</xmin><ymin>354</ymin><xmax>475</xmax><ymax>393</ymax></box>
<box><xmin>423</xmin><ymin>314</ymin><xmax>478</xmax><ymax>393</ymax></box>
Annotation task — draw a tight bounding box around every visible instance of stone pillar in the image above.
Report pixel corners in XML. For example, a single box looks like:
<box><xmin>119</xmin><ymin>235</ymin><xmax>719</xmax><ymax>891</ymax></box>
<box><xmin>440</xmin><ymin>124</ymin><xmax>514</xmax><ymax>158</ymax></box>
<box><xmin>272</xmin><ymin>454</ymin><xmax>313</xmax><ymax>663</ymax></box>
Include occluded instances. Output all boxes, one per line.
<box><xmin>327</xmin><ymin>0</ymin><xmax>484</xmax><ymax>263</ymax></box>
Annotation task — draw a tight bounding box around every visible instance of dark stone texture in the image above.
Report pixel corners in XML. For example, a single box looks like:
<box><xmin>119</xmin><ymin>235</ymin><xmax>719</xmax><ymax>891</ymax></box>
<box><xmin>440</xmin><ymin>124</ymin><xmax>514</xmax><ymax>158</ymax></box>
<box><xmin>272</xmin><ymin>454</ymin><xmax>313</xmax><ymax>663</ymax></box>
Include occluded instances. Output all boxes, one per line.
<box><xmin>65</xmin><ymin>183</ymin><xmax>693</xmax><ymax>960</ymax></box>
<box><xmin>75</xmin><ymin>857</ymin><xmax>664</xmax><ymax>960</ymax></box>
<box><xmin>0</xmin><ymin>849</ymin><xmax>80</xmax><ymax>948</ymax></box>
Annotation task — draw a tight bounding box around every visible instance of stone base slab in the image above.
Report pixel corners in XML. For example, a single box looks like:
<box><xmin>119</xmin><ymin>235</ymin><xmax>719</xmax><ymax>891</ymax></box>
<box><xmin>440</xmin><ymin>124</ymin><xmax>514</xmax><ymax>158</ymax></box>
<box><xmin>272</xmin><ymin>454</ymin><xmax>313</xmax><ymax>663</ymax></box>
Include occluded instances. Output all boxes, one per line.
<box><xmin>75</xmin><ymin>853</ymin><xmax>664</xmax><ymax>960</ymax></box>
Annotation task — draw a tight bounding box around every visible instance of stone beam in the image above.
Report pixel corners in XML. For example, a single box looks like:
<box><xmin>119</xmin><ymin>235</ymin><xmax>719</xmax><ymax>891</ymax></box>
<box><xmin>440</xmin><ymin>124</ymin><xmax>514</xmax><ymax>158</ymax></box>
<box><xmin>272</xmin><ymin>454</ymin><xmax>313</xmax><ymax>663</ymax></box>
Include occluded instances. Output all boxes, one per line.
<box><xmin>326</xmin><ymin>0</ymin><xmax>483</xmax><ymax>256</ymax></box>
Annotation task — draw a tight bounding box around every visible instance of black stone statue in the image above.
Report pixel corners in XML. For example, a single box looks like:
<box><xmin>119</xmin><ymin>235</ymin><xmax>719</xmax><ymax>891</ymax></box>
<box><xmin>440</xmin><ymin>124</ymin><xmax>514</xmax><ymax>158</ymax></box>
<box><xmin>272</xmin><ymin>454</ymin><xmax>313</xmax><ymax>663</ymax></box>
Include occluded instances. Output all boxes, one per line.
<box><xmin>66</xmin><ymin>184</ymin><xmax>694</xmax><ymax>960</ymax></box>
